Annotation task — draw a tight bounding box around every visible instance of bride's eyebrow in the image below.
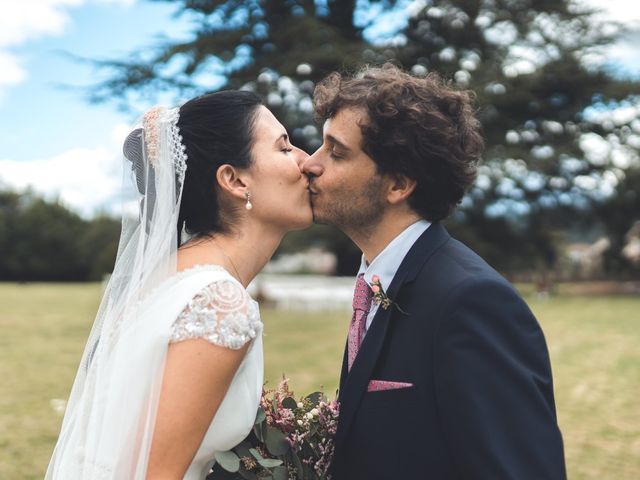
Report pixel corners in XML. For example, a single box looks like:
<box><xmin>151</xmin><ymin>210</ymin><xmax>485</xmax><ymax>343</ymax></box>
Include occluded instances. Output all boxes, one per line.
<box><xmin>274</xmin><ymin>133</ymin><xmax>289</xmax><ymax>145</ymax></box>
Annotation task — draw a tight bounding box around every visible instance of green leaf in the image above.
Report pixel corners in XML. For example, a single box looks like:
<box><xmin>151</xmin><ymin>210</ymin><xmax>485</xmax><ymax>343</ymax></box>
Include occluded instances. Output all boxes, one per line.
<box><xmin>216</xmin><ymin>450</ymin><xmax>240</xmax><ymax>472</ymax></box>
<box><xmin>303</xmin><ymin>463</ymin><xmax>316</xmax><ymax>478</ymax></box>
<box><xmin>291</xmin><ymin>452</ymin><xmax>304</xmax><ymax>476</ymax></box>
<box><xmin>265</xmin><ymin>426</ymin><xmax>290</xmax><ymax>456</ymax></box>
<box><xmin>253</xmin><ymin>422</ymin><xmax>264</xmax><ymax>442</ymax></box>
<box><xmin>236</xmin><ymin>442</ymin><xmax>253</xmax><ymax>459</ymax></box>
<box><xmin>255</xmin><ymin>407</ymin><xmax>266</xmax><ymax>425</ymax></box>
<box><xmin>258</xmin><ymin>458</ymin><xmax>283</xmax><ymax>468</ymax></box>
<box><xmin>281</xmin><ymin>396</ymin><xmax>297</xmax><ymax>410</ymax></box>
<box><xmin>305</xmin><ymin>392</ymin><xmax>323</xmax><ymax>406</ymax></box>
<box><xmin>249</xmin><ymin>448</ymin><xmax>264</xmax><ymax>461</ymax></box>
<box><xmin>206</xmin><ymin>464</ymin><xmax>241</xmax><ymax>479</ymax></box>
<box><xmin>238</xmin><ymin>468</ymin><xmax>257</xmax><ymax>480</ymax></box>
<box><xmin>272</xmin><ymin>466</ymin><xmax>288</xmax><ymax>480</ymax></box>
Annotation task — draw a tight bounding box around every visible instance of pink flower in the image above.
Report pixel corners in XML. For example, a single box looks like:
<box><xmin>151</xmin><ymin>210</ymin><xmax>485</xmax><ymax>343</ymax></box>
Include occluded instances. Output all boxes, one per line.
<box><xmin>371</xmin><ymin>274</ymin><xmax>380</xmax><ymax>283</ymax></box>
<box><xmin>371</xmin><ymin>285</ymin><xmax>381</xmax><ymax>293</ymax></box>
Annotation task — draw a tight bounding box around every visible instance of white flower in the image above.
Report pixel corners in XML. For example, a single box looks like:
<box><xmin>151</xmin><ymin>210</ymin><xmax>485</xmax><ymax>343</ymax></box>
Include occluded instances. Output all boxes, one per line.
<box><xmin>297</xmin><ymin>419</ymin><xmax>303</xmax><ymax>426</ymax></box>
<box><xmin>306</xmin><ymin>412</ymin><xmax>314</xmax><ymax>420</ymax></box>
<box><xmin>311</xmin><ymin>408</ymin><xmax>319</xmax><ymax>416</ymax></box>
<box><xmin>297</xmin><ymin>402</ymin><xmax>304</xmax><ymax>408</ymax></box>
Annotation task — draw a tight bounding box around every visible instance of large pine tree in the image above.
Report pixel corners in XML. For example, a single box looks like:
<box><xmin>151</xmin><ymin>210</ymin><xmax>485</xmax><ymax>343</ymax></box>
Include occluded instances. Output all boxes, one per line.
<box><xmin>90</xmin><ymin>0</ymin><xmax>640</xmax><ymax>275</ymax></box>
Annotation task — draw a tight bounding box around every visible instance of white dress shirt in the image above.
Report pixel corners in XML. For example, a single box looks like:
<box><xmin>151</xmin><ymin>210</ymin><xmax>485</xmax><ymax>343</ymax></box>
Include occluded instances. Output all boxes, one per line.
<box><xmin>357</xmin><ymin>219</ymin><xmax>431</xmax><ymax>333</ymax></box>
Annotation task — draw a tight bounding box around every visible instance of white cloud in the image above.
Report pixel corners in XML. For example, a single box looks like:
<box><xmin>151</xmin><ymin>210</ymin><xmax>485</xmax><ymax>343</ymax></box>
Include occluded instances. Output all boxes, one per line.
<box><xmin>0</xmin><ymin>123</ymin><xmax>130</xmax><ymax>217</ymax></box>
<box><xmin>582</xmin><ymin>0</ymin><xmax>640</xmax><ymax>25</ymax></box>
<box><xmin>0</xmin><ymin>0</ymin><xmax>81</xmax><ymax>98</ymax></box>
<box><xmin>0</xmin><ymin>51</ymin><xmax>27</xmax><ymax>95</ymax></box>
<box><xmin>0</xmin><ymin>0</ymin><xmax>136</xmax><ymax>100</ymax></box>
<box><xmin>96</xmin><ymin>0</ymin><xmax>137</xmax><ymax>5</ymax></box>
<box><xmin>0</xmin><ymin>0</ymin><xmax>81</xmax><ymax>47</ymax></box>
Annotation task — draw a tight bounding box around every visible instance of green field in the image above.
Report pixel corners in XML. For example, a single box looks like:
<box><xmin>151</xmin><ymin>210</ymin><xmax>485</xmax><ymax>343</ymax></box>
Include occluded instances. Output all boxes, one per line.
<box><xmin>1</xmin><ymin>283</ymin><xmax>638</xmax><ymax>479</ymax></box>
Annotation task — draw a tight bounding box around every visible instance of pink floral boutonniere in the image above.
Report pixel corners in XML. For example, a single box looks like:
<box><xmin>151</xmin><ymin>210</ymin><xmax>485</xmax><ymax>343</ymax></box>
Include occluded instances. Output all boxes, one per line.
<box><xmin>370</xmin><ymin>275</ymin><xmax>407</xmax><ymax>314</ymax></box>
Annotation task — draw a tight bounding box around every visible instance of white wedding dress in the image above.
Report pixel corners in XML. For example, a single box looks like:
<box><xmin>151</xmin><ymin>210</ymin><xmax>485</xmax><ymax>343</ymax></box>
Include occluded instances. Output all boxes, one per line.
<box><xmin>163</xmin><ymin>264</ymin><xmax>264</xmax><ymax>479</ymax></box>
<box><xmin>158</xmin><ymin>264</ymin><xmax>264</xmax><ymax>479</ymax></box>
<box><xmin>48</xmin><ymin>264</ymin><xmax>263</xmax><ymax>479</ymax></box>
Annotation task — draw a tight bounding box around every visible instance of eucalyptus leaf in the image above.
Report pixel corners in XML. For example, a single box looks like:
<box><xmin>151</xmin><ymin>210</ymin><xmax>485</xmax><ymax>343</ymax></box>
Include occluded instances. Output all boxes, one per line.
<box><xmin>292</xmin><ymin>452</ymin><xmax>304</xmax><ymax>476</ymax></box>
<box><xmin>216</xmin><ymin>450</ymin><xmax>240</xmax><ymax>472</ymax></box>
<box><xmin>281</xmin><ymin>396</ymin><xmax>297</xmax><ymax>410</ymax></box>
<box><xmin>305</xmin><ymin>392</ymin><xmax>323</xmax><ymax>406</ymax></box>
<box><xmin>206</xmin><ymin>465</ymin><xmax>241</xmax><ymax>480</ymax></box>
<box><xmin>238</xmin><ymin>468</ymin><xmax>257</xmax><ymax>480</ymax></box>
<box><xmin>258</xmin><ymin>458</ymin><xmax>283</xmax><ymax>468</ymax></box>
<box><xmin>253</xmin><ymin>422</ymin><xmax>264</xmax><ymax>442</ymax></box>
<box><xmin>303</xmin><ymin>464</ymin><xmax>315</xmax><ymax>477</ymax></box>
<box><xmin>249</xmin><ymin>448</ymin><xmax>264</xmax><ymax>461</ymax></box>
<box><xmin>265</xmin><ymin>426</ymin><xmax>290</xmax><ymax>456</ymax></box>
<box><xmin>235</xmin><ymin>442</ymin><xmax>253</xmax><ymax>459</ymax></box>
<box><xmin>272</xmin><ymin>466</ymin><xmax>288</xmax><ymax>480</ymax></box>
<box><xmin>255</xmin><ymin>407</ymin><xmax>266</xmax><ymax>425</ymax></box>
<box><xmin>207</xmin><ymin>466</ymin><xmax>244</xmax><ymax>480</ymax></box>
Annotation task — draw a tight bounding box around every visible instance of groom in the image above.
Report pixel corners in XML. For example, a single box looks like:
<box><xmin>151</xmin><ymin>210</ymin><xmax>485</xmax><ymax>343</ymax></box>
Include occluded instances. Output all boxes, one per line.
<box><xmin>302</xmin><ymin>64</ymin><xmax>566</xmax><ymax>479</ymax></box>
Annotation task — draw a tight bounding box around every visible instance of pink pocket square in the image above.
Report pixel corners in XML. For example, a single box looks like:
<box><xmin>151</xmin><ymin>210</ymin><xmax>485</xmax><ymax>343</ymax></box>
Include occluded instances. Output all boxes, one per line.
<box><xmin>367</xmin><ymin>380</ymin><xmax>414</xmax><ymax>392</ymax></box>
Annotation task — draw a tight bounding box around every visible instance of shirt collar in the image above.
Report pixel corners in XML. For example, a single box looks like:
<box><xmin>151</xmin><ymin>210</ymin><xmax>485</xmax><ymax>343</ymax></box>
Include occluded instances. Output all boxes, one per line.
<box><xmin>357</xmin><ymin>219</ymin><xmax>431</xmax><ymax>291</ymax></box>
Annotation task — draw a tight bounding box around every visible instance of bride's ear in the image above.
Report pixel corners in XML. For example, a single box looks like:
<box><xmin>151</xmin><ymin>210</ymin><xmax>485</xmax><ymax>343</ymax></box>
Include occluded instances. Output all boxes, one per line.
<box><xmin>215</xmin><ymin>164</ymin><xmax>250</xmax><ymax>201</ymax></box>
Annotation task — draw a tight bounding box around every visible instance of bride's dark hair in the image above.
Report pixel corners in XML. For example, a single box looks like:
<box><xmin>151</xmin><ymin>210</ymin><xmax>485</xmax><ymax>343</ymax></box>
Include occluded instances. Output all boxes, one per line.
<box><xmin>177</xmin><ymin>90</ymin><xmax>263</xmax><ymax>242</ymax></box>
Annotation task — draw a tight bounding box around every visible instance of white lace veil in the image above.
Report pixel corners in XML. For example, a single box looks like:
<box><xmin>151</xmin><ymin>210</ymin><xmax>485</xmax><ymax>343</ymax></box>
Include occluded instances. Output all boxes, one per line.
<box><xmin>45</xmin><ymin>106</ymin><xmax>188</xmax><ymax>479</ymax></box>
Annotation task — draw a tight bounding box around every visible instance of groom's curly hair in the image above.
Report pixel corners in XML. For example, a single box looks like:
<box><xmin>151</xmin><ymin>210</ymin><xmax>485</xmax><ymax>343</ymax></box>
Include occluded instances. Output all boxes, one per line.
<box><xmin>313</xmin><ymin>63</ymin><xmax>483</xmax><ymax>222</ymax></box>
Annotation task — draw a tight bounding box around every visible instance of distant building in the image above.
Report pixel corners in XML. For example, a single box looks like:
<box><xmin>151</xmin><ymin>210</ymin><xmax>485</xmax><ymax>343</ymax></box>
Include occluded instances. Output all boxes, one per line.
<box><xmin>566</xmin><ymin>237</ymin><xmax>611</xmax><ymax>279</ymax></box>
<box><xmin>622</xmin><ymin>221</ymin><xmax>640</xmax><ymax>265</ymax></box>
<box><xmin>263</xmin><ymin>248</ymin><xmax>337</xmax><ymax>275</ymax></box>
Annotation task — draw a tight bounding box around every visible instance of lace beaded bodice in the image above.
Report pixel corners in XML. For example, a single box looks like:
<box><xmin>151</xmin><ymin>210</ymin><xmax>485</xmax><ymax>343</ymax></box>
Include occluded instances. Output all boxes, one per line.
<box><xmin>170</xmin><ymin>278</ymin><xmax>262</xmax><ymax>349</ymax></box>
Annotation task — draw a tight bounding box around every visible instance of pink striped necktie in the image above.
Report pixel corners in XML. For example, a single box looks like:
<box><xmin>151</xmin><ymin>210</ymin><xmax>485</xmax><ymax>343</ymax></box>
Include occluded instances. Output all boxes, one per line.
<box><xmin>348</xmin><ymin>274</ymin><xmax>373</xmax><ymax>371</ymax></box>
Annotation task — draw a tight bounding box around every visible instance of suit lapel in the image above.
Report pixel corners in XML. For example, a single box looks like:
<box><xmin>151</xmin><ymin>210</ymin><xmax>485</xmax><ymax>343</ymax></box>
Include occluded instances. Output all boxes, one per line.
<box><xmin>338</xmin><ymin>338</ymin><xmax>349</xmax><ymax>395</ymax></box>
<box><xmin>333</xmin><ymin>223</ymin><xmax>451</xmax><ymax>457</ymax></box>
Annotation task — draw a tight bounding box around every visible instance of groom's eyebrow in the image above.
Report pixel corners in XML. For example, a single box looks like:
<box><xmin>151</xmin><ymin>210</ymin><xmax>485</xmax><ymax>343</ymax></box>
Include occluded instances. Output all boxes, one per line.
<box><xmin>326</xmin><ymin>135</ymin><xmax>351</xmax><ymax>152</ymax></box>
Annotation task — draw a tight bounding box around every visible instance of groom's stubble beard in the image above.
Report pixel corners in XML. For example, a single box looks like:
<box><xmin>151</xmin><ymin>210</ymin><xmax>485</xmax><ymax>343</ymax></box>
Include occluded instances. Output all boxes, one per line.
<box><xmin>311</xmin><ymin>174</ymin><xmax>387</xmax><ymax>236</ymax></box>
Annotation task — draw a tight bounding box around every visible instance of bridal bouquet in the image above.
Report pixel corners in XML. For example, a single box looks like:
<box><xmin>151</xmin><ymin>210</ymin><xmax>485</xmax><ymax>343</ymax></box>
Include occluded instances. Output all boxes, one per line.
<box><xmin>208</xmin><ymin>379</ymin><xmax>338</xmax><ymax>480</ymax></box>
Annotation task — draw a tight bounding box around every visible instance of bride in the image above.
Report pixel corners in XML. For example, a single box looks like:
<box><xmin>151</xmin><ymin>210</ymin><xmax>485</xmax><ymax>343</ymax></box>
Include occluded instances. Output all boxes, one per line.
<box><xmin>45</xmin><ymin>90</ymin><xmax>312</xmax><ymax>479</ymax></box>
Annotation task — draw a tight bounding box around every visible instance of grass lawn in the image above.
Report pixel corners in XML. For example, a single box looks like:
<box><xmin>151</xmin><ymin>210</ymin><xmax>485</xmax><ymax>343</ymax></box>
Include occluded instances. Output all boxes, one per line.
<box><xmin>0</xmin><ymin>282</ymin><xmax>638</xmax><ymax>479</ymax></box>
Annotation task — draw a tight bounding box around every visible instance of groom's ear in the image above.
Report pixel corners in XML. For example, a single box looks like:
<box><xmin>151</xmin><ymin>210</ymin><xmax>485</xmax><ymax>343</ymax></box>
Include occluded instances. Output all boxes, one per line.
<box><xmin>385</xmin><ymin>173</ymin><xmax>416</xmax><ymax>205</ymax></box>
<box><xmin>215</xmin><ymin>164</ymin><xmax>249</xmax><ymax>201</ymax></box>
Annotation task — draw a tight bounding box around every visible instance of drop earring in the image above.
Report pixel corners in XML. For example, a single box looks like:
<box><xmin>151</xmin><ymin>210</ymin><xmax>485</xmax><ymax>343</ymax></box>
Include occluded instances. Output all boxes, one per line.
<box><xmin>245</xmin><ymin>191</ymin><xmax>253</xmax><ymax>210</ymax></box>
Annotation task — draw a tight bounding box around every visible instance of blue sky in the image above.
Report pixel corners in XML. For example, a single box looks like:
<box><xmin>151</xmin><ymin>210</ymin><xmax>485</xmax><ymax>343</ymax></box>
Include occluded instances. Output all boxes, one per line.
<box><xmin>0</xmin><ymin>1</ymin><xmax>193</xmax><ymax>160</ymax></box>
<box><xmin>0</xmin><ymin>0</ymin><xmax>639</xmax><ymax>217</ymax></box>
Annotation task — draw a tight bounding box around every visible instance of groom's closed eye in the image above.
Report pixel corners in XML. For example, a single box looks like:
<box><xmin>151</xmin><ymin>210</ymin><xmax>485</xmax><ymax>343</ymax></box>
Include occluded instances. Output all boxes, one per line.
<box><xmin>325</xmin><ymin>135</ymin><xmax>351</xmax><ymax>159</ymax></box>
<box><xmin>329</xmin><ymin>147</ymin><xmax>344</xmax><ymax>160</ymax></box>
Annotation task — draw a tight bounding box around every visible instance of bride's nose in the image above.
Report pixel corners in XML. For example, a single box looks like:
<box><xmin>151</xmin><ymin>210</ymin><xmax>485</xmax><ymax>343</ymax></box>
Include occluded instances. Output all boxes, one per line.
<box><xmin>293</xmin><ymin>146</ymin><xmax>309</xmax><ymax>170</ymax></box>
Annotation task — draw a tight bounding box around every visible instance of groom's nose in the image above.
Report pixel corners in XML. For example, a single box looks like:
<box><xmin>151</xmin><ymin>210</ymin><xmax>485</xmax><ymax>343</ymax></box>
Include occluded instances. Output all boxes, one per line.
<box><xmin>301</xmin><ymin>148</ymin><xmax>324</xmax><ymax>178</ymax></box>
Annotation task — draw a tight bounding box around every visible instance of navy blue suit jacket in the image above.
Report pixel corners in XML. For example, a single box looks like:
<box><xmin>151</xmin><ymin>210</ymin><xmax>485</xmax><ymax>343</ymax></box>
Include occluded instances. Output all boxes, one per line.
<box><xmin>331</xmin><ymin>223</ymin><xmax>566</xmax><ymax>479</ymax></box>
